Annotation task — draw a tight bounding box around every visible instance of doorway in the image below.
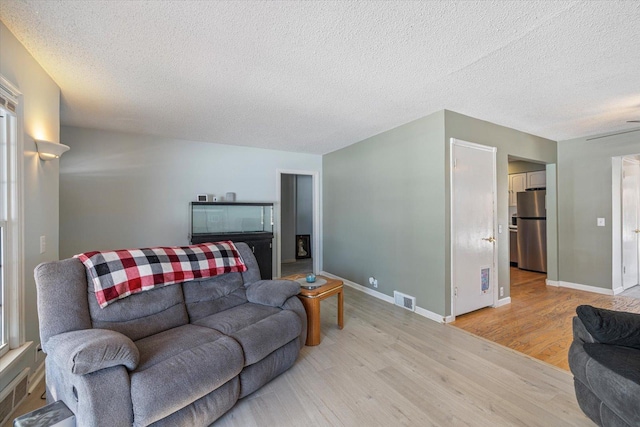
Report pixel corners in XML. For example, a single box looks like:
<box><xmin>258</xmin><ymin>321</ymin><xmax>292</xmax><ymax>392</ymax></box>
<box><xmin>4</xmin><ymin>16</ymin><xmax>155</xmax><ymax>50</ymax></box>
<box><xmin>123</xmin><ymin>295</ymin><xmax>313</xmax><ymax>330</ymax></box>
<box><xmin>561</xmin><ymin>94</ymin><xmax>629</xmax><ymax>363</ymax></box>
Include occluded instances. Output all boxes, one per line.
<box><xmin>622</xmin><ymin>156</ymin><xmax>640</xmax><ymax>291</ymax></box>
<box><xmin>450</xmin><ymin>138</ymin><xmax>497</xmax><ymax>317</ymax></box>
<box><xmin>276</xmin><ymin>170</ymin><xmax>320</xmax><ymax>278</ymax></box>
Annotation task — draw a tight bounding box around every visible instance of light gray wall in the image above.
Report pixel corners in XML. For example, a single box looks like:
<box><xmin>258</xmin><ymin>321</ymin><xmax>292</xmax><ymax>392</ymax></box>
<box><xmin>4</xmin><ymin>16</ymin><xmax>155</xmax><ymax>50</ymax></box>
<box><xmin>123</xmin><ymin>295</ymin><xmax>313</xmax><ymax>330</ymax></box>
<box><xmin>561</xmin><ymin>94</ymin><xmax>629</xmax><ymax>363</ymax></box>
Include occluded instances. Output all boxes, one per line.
<box><xmin>444</xmin><ymin>110</ymin><xmax>557</xmax><ymax>312</ymax></box>
<box><xmin>59</xmin><ymin>127</ymin><xmax>323</xmax><ymax>264</ymax></box>
<box><xmin>0</xmin><ymin>22</ymin><xmax>60</xmax><ymax>390</ymax></box>
<box><xmin>281</xmin><ymin>174</ymin><xmax>296</xmax><ymax>262</ymax></box>
<box><xmin>296</xmin><ymin>175</ymin><xmax>313</xmax><ymax>237</ymax></box>
<box><xmin>324</xmin><ymin>111</ymin><xmax>447</xmax><ymax>316</ymax></box>
<box><xmin>557</xmin><ymin>130</ymin><xmax>640</xmax><ymax>289</ymax></box>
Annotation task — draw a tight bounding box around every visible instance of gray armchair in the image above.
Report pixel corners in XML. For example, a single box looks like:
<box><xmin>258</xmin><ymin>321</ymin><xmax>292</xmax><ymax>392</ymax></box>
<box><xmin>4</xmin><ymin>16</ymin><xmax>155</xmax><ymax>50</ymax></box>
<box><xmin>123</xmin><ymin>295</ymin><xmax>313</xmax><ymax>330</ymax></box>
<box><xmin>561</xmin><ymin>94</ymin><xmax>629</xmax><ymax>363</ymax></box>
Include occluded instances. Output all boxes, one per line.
<box><xmin>568</xmin><ymin>305</ymin><xmax>640</xmax><ymax>426</ymax></box>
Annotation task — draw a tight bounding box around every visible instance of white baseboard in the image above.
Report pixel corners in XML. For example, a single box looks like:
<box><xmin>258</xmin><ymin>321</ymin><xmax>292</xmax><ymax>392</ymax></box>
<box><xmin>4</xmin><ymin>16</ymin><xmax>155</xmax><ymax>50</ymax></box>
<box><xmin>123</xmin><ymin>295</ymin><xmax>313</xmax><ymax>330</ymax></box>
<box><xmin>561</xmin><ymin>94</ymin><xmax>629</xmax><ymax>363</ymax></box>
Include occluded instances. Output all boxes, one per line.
<box><xmin>613</xmin><ymin>286</ymin><xmax>625</xmax><ymax>295</ymax></box>
<box><xmin>281</xmin><ymin>259</ymin><xmax>296</xmax><ymax>264</ymax></box>
<box><xmin>29</xmin><ymin>359</ymin><xmax>45</xmax><ymax>394</ymax></box>
<box><xmin>495</xmin><ymin>297</ymin><xmax>511</xmax><ymax>307</ymax></box>
<box><xmin>320</xmin><ymin>271</ymin><xmax>447</xmax><ymax>324</ymax></box>
<box><xmin>546</xmin><ymin>279</ymin><xmax>614</xmax><ymax>295</ymax></box>
<box><xmin>442</xmin><ymin>315</ymin><xmax>455</xmax><ymax>324</ymax></box>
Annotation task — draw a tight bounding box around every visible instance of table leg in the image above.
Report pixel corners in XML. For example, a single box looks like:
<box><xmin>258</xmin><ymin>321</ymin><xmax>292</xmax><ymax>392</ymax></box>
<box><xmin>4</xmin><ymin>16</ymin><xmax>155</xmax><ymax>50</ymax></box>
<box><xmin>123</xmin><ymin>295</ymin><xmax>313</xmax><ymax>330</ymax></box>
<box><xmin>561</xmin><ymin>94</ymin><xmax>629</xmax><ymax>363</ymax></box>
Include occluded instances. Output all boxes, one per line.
<box><xmin>338</xmin><ymin>288</ymin><xmax>344</xmax><ymax>329</ymax></box>
<box><xmin>300</xmin><ymin>297</ymin><xmax>321</xmax><ymax>346</ymax></box>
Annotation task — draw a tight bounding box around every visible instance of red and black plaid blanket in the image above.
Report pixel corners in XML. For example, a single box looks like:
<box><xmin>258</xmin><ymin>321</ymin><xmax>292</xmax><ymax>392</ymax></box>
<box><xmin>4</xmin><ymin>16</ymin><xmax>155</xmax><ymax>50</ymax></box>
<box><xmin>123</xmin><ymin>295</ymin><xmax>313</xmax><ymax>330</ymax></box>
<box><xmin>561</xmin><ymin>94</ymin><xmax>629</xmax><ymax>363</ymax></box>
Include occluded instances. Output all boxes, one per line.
<box><xmin>76</xmin><ymin>241</ymin><xmax>247</xmax><ymax>308</ymax></box>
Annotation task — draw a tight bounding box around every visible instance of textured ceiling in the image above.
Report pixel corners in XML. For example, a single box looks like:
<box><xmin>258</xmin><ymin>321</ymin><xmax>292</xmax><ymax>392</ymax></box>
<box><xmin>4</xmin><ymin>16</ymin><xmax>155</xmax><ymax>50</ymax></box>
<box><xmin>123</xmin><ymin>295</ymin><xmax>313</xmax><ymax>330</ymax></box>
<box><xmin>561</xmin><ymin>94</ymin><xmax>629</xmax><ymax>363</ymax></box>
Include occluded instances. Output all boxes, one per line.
<box><xmin>1</xmin><ymin>1</ymin><xmax>639</xmax><ymax>154</ymax></box>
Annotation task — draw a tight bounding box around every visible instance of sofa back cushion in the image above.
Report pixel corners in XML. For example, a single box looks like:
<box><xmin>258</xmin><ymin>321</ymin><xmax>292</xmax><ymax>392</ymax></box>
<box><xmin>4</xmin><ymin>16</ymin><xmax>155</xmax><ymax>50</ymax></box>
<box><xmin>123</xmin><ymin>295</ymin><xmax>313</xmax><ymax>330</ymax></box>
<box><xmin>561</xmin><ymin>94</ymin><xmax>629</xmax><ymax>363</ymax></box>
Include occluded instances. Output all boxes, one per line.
<box><xmin>183</xmin><ymin>272</ymin><xmax>248</xmax><ymax>322</ymax></box>
<box><xmin>88</xmin><ymin>282</ymin><xmax>188</xmax><ymax>341</ymax></box>
<box><xmin>35</xmin><ymin>258</ymin><xmax>93</xmax><ymax>348</ymax></box>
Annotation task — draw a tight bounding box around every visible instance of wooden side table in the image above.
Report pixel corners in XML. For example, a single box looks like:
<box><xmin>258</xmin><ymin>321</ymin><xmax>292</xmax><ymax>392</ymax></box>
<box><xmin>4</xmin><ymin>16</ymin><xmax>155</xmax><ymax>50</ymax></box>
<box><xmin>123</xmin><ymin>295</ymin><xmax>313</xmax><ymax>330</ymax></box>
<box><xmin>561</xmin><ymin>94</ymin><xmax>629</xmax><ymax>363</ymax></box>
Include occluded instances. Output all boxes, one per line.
<box><xmin>282</xmin><ymin>274</ymin><xmax>344</xmax><ymax>346</ymax></box>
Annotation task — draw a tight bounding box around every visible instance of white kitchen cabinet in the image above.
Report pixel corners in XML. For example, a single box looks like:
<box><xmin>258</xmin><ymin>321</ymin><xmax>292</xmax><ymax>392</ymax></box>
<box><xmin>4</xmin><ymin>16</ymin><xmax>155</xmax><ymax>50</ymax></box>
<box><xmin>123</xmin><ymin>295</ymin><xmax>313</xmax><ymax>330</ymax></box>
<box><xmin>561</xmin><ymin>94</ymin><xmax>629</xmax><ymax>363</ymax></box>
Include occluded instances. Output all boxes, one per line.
<box><xmin>509</xmin><ymin>173</ymin><xmax>526</xmax><ymax>207</ymax></box>
<box><xmin>526</xmin><ymin>170</ymin><xmax>546</xmax><ymax>189</ymax></box>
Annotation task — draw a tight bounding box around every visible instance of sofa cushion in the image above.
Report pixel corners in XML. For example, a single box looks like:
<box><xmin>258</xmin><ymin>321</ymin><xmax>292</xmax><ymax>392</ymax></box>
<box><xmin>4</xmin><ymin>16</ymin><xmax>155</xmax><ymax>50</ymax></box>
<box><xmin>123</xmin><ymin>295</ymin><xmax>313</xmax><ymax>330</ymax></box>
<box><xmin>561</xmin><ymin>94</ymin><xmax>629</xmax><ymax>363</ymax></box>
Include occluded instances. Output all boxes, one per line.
<box><xmin>584</xmin><ymin>343</ymin><xmax>640</xmax><ymax>386</ymax></box>
<box><xmin>583</xmin><ymin>343</ymin><xmax>640</xmax><ymax>426</ymax></box>
<box><xmin>194</xmin><ymin>303</ymin><xmax>301</xmax><ymax>366</ymax></box>
<box><xmin>148</xmin><ymin>377</ymin><xmax>239</xmax><ymax>427</ymax></box>
<box><xmin>183</xmin><ymin>273</ymin><xmax>247</xmax><ymax>322</ymax></box>
<box><xmin>88</xmin><ymin>283</ymin><xmax>188</xmax><ymax>341</ymax></box>
<box><xmin>576</xmin><ymin>305</ymin><xmax>640</xmax><ymax>350</ymax></box>
<box><xmin>130</xmin><ymin>324</ymin><xmax>243</xmax><ymax>427</ymax></box>
<box><xmin>245</xmin><ymin>280</ymin><xmax>300</xmax><ymax>307</ymax></box>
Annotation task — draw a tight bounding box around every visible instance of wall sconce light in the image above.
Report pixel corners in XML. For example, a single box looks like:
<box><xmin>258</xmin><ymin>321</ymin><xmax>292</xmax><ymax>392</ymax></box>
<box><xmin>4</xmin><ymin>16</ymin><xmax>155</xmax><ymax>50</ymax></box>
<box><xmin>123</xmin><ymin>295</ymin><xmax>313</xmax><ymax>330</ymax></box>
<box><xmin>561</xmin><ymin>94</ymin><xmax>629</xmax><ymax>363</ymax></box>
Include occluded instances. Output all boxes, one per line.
<box><xmin>34</xmin><ymin>139</ymin><xmax>70</xmax><ymax>160</ymax></box>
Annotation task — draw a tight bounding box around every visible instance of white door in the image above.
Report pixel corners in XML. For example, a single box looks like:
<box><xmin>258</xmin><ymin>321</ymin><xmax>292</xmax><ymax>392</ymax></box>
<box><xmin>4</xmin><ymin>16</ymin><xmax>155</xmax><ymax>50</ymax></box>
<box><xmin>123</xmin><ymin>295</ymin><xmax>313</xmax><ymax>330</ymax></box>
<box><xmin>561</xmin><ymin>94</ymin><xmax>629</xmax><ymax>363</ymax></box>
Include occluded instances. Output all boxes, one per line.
<box><xmin>451</xmin><ymin>138</ymin><xmax>497</xmax><ymax>316</ymax></box>
<box><xmin>622</xmin><ymin>158</ymin><xmax>640</xmax><ymax>289</ymax></box>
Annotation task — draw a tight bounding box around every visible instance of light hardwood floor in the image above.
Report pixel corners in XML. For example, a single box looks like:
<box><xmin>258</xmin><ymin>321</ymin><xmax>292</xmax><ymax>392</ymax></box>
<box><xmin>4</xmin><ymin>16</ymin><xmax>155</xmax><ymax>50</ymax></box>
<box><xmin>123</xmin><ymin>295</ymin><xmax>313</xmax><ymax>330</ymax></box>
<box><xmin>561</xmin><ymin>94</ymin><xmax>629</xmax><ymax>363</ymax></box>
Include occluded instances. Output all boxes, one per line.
<box><xmin>452</xmin><ymin>267</ymin><xmax>640</xmax><ymax>371</ymax></box>
<box><xmin>9</xmin><ymin>285</ymin><xmax>593</xmax><ymax>426</ymax></box>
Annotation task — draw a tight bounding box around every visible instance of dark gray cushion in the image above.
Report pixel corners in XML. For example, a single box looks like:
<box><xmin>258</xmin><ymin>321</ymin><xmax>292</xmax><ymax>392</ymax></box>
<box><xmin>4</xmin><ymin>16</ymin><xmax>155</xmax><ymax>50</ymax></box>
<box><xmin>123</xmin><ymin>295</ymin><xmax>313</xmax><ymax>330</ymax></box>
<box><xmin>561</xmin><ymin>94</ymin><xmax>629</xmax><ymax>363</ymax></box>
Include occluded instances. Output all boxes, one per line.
<box><xmin>245</xmin><ymin>280</ymin><xmax>300</xmax><ymax>307</ymax></box>
<box><xmin>47</xmin><ymin>328</ymin><xmax>139</xmax><ymax>375</ymax></box>
<box><xmin>583</xmin><ymin>344</ymin><xmax>640</xmax><ymax>426</ymax></box>
<box><xmin>576</xmin><ymin>305</ymin><xmax>640</xmax><ymax>349</ymax></box>
<box><xmin>584</xmin><ymin>343</ymin><xmax>640</xmax><ymax>386</ymax></box>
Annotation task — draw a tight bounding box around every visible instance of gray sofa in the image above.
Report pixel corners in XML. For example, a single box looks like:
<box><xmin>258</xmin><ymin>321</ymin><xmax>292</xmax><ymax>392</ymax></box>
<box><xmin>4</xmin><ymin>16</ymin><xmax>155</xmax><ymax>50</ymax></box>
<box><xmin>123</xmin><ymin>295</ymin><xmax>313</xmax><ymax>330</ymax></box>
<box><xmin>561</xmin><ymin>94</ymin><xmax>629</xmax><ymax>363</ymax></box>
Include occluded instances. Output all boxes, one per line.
<box><xmin>568</xmin><ymin>305</ymin><xmax>640</xmax><ymax>427</ymax></box>
<box><xmin>35</xmin><ymin>242</ymin><xmax>307</xmax><ymax>427</ymax></box>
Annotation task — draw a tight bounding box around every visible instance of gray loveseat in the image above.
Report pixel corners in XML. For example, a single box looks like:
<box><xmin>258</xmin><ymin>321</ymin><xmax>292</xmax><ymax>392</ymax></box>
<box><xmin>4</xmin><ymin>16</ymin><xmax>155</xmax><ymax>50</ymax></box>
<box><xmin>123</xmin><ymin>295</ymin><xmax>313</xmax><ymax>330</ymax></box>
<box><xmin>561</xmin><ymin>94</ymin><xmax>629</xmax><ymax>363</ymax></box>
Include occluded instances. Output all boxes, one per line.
<box><xmin>569</xmin><ymin>305</ymin><xmax>640</xmax><ymax>427</ymax></box>
<box><xmin>35</xmin><ymin>242</ymin><xmax>306</xmax><ymax>426</ymax></box>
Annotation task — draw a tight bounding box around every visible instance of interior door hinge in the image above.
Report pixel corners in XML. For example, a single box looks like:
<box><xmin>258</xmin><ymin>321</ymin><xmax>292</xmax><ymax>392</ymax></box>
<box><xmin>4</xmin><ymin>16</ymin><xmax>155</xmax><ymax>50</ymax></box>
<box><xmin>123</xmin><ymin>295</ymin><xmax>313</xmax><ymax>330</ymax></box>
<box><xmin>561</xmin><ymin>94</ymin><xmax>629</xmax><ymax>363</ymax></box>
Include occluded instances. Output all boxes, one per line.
<box><xmin>453</xmin><ymin>159</ymin><xmax>457</xmax><ymax>169</ymax></box>
<box><xmin>454</xmin><ymin>287</ymin><xmax>458</xmax><ymax>297</ymax></box>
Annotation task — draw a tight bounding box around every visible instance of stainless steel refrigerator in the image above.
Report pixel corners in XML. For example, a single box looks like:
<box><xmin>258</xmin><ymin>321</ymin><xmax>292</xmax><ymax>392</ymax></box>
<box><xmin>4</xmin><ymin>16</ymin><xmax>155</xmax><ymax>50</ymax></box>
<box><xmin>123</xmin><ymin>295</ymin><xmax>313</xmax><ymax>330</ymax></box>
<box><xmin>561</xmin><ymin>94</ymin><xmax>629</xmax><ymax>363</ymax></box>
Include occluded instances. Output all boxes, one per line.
<box><xmin>517</xmin><ymin>190</ymin><xmax>547</xmax><ymax>273</ymax></box>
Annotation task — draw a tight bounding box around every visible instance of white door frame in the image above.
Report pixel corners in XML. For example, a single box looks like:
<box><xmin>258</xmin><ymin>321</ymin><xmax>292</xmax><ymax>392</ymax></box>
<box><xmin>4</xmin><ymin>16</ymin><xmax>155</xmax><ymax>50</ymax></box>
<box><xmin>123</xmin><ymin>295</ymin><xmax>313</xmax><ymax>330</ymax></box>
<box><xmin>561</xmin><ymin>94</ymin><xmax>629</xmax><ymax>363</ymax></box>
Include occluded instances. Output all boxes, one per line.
<box><xmin>613</xmin><ymin>154</ymin><xmax>640</xmax><ymax>293</ymax></box>
<box><xmin>450</xmin><ymin>138</ymin><xmax>498</xmax><ymax>321</ymax></box>
<box><xmin>275</xmin><ymin>169</ymin><xmax>320</xmax><ymax>278</ymax></box>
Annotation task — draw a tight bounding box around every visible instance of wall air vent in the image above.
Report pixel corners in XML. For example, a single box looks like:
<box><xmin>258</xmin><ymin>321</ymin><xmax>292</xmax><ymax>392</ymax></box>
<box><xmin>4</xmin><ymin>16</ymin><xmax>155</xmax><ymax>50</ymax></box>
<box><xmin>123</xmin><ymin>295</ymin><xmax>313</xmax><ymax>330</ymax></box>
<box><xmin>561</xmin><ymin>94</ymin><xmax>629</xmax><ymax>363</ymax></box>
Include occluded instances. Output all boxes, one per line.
<box><xmin>0</xmin><ymin>368</ymin><xmax>30</xmax><ymax>425</ymax></box>
<box><xmin>394</xmin><ymin>291</ymin><xmax>416</xmax><ymax>312</ymax></box>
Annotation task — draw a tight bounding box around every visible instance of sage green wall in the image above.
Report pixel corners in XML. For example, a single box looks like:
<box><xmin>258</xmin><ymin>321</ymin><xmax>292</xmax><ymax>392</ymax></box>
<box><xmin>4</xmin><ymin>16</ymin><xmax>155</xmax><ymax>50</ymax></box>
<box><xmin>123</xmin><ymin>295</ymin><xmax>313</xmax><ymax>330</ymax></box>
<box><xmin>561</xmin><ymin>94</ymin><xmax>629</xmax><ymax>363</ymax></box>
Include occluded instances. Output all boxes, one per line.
<box><xmin>323</xmin><ymin>110</ymin><xmax>557</xmax><ymax>318</ymax></box>
<box><xmin>557</xmin><ymin>130</ymin><xmax>640</xmax><ymax>289</ymax></box>
<box><xmin>323</xmin><ymin>111</ymin><xmax>447</xmax><ymax>316</ymax></box>
<box><xmin>0</xmin><ymin>21</ymin><xmax>60</xmax><ymax>391</ymax></box>
<box><xmin>443</xmin><ymin>111</ymin><xmax>557</xmax><ymax>314</ymax></box>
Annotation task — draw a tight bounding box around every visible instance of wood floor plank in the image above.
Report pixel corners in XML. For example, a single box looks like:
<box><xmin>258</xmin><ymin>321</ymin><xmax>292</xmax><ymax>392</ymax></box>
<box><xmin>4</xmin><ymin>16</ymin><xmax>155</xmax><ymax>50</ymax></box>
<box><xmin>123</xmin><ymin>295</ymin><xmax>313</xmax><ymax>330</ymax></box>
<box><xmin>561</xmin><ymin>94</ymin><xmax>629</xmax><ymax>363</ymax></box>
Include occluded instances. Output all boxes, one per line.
<box><xmin>217</xmin><ymin>286</ymin><xmax>592</xmax><ymax>426</ymax></box>
<box><xmin>452</xmin><ymin>267</ymin><xmax>640</xmax><ymax>371</ymax></box>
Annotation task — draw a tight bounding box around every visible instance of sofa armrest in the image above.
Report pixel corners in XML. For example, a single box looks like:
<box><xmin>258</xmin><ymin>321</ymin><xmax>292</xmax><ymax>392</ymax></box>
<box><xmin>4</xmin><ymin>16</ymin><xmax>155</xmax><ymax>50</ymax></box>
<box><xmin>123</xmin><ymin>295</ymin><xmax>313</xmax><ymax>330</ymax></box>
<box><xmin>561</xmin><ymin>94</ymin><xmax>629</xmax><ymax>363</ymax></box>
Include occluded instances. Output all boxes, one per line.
<box><xmin>576</xmin><ymin>305</ymin><xmax>640</xmax><ymax>349</ymax></box>
<box><xmin>572</xmin><ymin>316</ymin><xmax>596</xmax><ymax>345</ymax></box>
<box><xmin>246</xmin><ymin>280</ymin><xmax>300</xmax><ymax>307</ymax></box>
<box><xmin>46</xmin><ymin>329</ymin><xmax>139</xmax><ymax>375</ymax></box>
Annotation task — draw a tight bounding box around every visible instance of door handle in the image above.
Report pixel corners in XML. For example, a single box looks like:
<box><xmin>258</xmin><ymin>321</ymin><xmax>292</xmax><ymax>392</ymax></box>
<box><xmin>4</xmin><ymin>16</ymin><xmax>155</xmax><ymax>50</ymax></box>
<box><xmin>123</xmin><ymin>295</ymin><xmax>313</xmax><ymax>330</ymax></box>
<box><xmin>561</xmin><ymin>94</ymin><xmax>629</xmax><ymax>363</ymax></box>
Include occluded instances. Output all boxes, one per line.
<box><xmin>482</xmin><ymin>237</ymin><xmax>496</xmax><ymax>243</ymax></box>
<box><xmin>635</xmin><ymin>229</ymin><xmax>640</xmax><ymax>234</ymax></box>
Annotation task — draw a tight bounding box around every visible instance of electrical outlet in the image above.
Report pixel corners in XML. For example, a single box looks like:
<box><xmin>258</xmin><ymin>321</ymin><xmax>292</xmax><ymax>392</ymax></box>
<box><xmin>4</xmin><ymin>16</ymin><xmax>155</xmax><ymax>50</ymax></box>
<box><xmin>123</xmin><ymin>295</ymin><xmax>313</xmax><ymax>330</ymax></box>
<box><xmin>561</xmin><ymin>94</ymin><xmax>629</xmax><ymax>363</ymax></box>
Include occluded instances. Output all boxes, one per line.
<box><xmin>500</xmin><ymin>287</ymin><xmax>504</xmax><ymax>297</ymax></box>
<box><xmin>35</xmin><ymin>343</ymin><xmax>42</xmax><ymax>363</ymax></box>
<box><xmin>40</xmin><ymin>235</ymin><xmax>46</xmax><ymax>254</ymax></box>
<box><xmin>597</xmin><ymin>218</ymin><xmax>605</xmax><ymax>227</ymax></box>
<box><xmin>373</xmin><ymin>278</ymin><xmax>378</xmax><ymax>288</ymax></box>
